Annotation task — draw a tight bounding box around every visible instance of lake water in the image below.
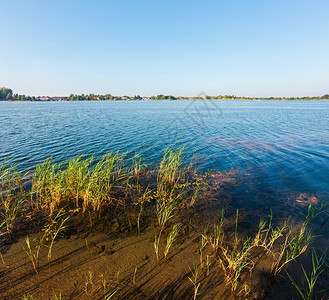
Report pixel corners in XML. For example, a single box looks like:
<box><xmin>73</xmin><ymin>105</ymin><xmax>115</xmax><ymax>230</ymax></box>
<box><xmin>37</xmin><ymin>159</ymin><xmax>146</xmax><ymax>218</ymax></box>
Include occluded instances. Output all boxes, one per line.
<box><xmin>1</xmin><ymin>100</ymin><xmax>329</xmax><ymax>203</ymax></box>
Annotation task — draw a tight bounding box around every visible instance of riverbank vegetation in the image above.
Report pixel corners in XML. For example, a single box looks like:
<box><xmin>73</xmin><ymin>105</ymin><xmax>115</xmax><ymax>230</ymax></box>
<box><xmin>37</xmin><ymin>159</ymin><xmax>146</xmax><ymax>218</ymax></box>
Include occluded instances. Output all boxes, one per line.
<box><xmin>1</xmin><ymin>86</ymin><xmax>329</xmax><ymax>102</ymax></box>
<box><xmin>0</xmin><ymin>148</ymin><xmax>329</xmax><ymax>299</ymax></box>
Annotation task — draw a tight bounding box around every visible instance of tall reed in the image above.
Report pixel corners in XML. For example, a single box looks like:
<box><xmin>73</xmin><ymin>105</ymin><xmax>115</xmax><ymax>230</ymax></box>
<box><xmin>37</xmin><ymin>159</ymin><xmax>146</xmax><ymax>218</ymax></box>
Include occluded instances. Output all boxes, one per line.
<box><xmin>32</xmin><ymin>152</ymin><xmax>132</xmax><ymax>215</ymax></box>
<box><xmin>154</xmin><ymin>147</ymin><xmax>189</xmax><ymax>262</ymax></box>
<box><xmin>32</xmin><ymin>158</ymin><xmax>66</xmax><ymax>214</ymax></box>
<box><xmin>158</xmin><ymin>147</ymin><xmax>184</xmax><ymax>187</ymax></box>
<box><xmin>0</xmin><ymin>161</ymin><xmax>26</xmax><ymax>234</ymax></box>
<box><xmin>83</xmin><ymin>152</ymin><xmax>127</xmax><ymax>212</ymax></box>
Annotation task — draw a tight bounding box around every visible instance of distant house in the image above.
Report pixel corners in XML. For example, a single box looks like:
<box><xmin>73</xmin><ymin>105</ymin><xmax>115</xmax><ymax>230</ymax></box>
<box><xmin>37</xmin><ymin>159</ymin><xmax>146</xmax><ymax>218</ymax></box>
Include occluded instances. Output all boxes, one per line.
<box><xmin>57</xmin><ymin>97</ymin><xmax>68</xmax><ymax>101</ymax></box>
<box><xmin>36</xmin><ymin>96</ymin><xmax>51</xmax><ymax>101</ymax></box>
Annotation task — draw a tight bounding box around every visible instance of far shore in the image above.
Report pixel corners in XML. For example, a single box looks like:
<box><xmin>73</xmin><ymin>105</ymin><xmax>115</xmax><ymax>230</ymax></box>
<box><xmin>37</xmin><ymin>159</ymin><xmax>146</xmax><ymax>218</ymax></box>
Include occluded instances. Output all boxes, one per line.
<box><xmin>1</xmin><ymin>87</ymin><xmax>328</xmax><ymax>102</ymax></box>
<box><xmin>2</xmin><ymin>98</ymin><xmax>329</xmax><ymax>103</ymax></box>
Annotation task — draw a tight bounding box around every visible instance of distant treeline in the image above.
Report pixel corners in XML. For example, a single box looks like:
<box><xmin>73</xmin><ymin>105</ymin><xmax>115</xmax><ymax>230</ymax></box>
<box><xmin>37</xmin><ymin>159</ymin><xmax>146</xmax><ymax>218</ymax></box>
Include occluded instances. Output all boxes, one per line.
<box><xmin>0</xmin><ymin>87</ymin><xmax>13</xmax><ymax>100</ymax></box>
<box><xmin>1</xmin><ymin>87</ymin><xmax>328</xmax><ymax>101</ymax></box>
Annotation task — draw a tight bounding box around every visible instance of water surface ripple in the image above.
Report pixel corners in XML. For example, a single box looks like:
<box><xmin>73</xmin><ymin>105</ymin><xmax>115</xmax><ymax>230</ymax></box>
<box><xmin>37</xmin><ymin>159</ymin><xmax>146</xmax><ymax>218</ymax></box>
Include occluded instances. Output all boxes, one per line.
<box><xmin>1</xmin><ymin>100</ymin><xmax>329</xmax><ymax>198</ymax></box>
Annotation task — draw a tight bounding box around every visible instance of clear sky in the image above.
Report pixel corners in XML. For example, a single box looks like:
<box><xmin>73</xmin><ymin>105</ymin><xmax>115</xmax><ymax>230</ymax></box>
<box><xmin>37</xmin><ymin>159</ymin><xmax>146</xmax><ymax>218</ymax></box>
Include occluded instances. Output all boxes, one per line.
<box><xmin>0</xmin><ymin>0</ymin><xmax>328</xmax><ymax>97</ymax></box>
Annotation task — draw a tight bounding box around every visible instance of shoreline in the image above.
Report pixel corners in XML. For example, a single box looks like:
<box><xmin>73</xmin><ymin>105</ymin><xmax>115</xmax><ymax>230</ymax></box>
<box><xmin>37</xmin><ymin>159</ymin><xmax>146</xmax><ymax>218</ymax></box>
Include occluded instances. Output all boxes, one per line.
<box><xmin>1</xmin><ymin>149</ymin><xmax>328</xmax><ymax>298</ymax></box>
<box><xmin>2</xmin><ymin>98</ymin><xmax>329</xmax><ymax>103</ymax></box>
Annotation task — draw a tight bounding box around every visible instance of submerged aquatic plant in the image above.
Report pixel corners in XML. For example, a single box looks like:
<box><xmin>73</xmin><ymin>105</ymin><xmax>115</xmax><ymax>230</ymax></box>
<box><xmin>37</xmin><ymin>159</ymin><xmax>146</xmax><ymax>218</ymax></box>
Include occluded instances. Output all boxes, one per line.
<box><xmin>189</xmin><ymin>172</ymin><xmax>211</xmax><ymax>207</ymax></box>
<box><xmin>219</xmin><ymin>210</ymin><xmax>254</xmax><ymax>292</ymax></box>
<box><xmin>198</xmin><ymin>232</ymin><xmax>208</xmax><ymax>267</ymax></box>
<box><xmin>220</xmin><ymin>237</ymin><xmax>253</xmax><ymax>292</ymax></box>
<box><xmin>287</xmin><ymin>249</ymin><xmax>329</xmax><ymax>300</ymax></box>
<box><xmin>133</xmin><ymin>267</ymin><xmax>138</xmax><ymax>285</ymax></box>
<box><xmin>0</xmin><ymin>161</ymin><xmax>27</xmax><ymax>234</ymax></box>
<box><xmin>154</xmin><ymin>234</ymin><xmax>160</xmax><ymax>263</ymax></box>
<box><xmin>24</xmin><ymin>236</ymin><xmax>39</xmax><ymax>273</ymax></box>
<box><xmin>188</xmin><ymin>264</ymin><xmax>201</xmax><ymax>300</ymax></box>
<box><xmin>154</xmin><ymin>197</ymin><xmax>177</xmax><ymax>262</ymax></box>
<box><xmin>271</xmin><ymin>221</ymin><xmax>313</xmax><ymax>276</ymax></box>
<box><xmin>203</xmin><ymin>209</ymin><xmax>225</xmax><ymax>252</ymax></box>
<box><xmin>43</xmin><ymin>209</ymin><xmax>70</xmax><ymax>260</ymax></box>
<box><xmin>136</xmin><ymin>186</ymin><xmax>152</xmax><ymax>236</ymax></box>
<box><xmin>164</xmin><ymin>223</ymin><xmax>181</xmax><ymax>258</ymax></box>
<box><xmin>3</xmin><ymin>147</ymin><xmax>326</xmax><ymax>297</ymax></box>
<box><xmin>153</xmin><ymin>147</ymin><xmax>191</xmax><ymax>262</ymax></box>
<box><xmin>52</xmin><ymin>292</ymin><xmax>63</xmax><ymax>300</ymax></box>
<box><xmin>302</xmin><ymin>202</ymin><xmax>328</xmax><ymax>226</ymax></box>
<box><xmin>253</xmin><ymin>212</ymin><xmax>290</xmax><ymax>252</ymax></box>
<box><xmin>154</xmin><ymin>196</ymin><xmax>179</xmax><ymax>262</ymax></box>
<box><xmin>84</xmin><ymin>270</ymin><xmax>94</xmax><ymax>294</ymax></box>
<box><xmin>202</xmin><ymin>208</ymin><xmax>315</xmax><ymax>293</ymax></box>
<box><xmin>270</xmin><ymin>203</ymin><xmax>326</xmax><ymax>276</ymax></box>
<box><xmin>200</xmin><ymin>210</ymin><xmax>253</xmax><ymax>292</ymax></box>
<box><xmin>22</xmin><ymin>295</ymin><xmax>35</xmax><ymax>300</ymax></box>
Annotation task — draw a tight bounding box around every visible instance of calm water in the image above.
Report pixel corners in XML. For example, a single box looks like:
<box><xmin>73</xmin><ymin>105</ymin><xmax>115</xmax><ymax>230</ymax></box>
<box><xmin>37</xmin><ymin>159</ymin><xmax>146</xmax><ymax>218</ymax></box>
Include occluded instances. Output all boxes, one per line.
<box><xmin>1</xmin><ymin>100</ymin><xmax>329</xmax><ymax>200</ymax></box>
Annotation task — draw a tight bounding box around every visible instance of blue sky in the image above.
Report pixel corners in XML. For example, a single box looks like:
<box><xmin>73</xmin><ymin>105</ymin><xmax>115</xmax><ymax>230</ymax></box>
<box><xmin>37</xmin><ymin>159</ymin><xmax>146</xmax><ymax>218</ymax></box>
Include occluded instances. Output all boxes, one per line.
<box><xmin>0</xmin><ymin>0</ymin><xmax>328</xmax><ymax>97</ymax></box>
